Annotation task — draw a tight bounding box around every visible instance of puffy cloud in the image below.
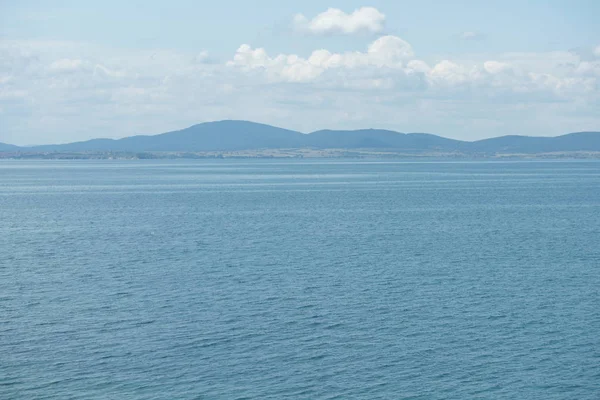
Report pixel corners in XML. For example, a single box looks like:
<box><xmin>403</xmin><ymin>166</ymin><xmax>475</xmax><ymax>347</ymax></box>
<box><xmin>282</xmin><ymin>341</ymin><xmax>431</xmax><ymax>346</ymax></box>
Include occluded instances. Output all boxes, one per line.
<box><xmin>483</xmin><ymin>61</ymin><xmax>512</xmax><ymax>74</ymax></box>
<box><xmin>429</xmin><ymin>60</ymin><xmax>473</xmax><ymax>86</ymax></box>
<box><xmin>227</xmin><ymin>35</ymin><xmax>598</xmax><ymax>99</ymax></box>
<box><xmin>294</xmin><ymin>7</ymin><xmax>385</xmax><ymax>35</ymax></box>
<box><xmin>228</xmin><ymin>35</ymin><xmax>414</xmax><ymax>82</ymax></box>
<box><xmin>228</xmin><ymin>44</ymin><xmax>321</xmax><ymax>82</ymax></box>
<box><xmin>406</xmin><ymin>60</ymin><xmax>431</xmax><ymax>73</ymax></box>
<box><xmin>229</xmin><ymin>44</ymin><xmax>270</xmax><ymax>68</ymax></box>
<box><xmin>575</xmin><ymin>61</ymin><xmax>600</xmax><ymax>77</ymax></box>
<box><xmin>368</xmin><ymin>36</ymin><xmax>414</xmax><ymax>63</ymax></box>
<box><xmin>1</xmin><ymin>37</ymin><xmax>599</xmax><ymax>146</ymax></box>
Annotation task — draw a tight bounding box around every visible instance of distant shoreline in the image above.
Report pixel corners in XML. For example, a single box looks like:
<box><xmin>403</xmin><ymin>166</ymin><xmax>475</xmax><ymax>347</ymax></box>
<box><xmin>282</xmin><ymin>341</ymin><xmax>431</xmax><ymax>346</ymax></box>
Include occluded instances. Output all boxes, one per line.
<box><xmin>2</xmin><ymin>121</ymin><xmax>599</xmax><ymax>156</ymax></box>
<box><xmin>2</xmin><ymin>149</ymin><xmax>600</xmax><ymax>160</ymax></box>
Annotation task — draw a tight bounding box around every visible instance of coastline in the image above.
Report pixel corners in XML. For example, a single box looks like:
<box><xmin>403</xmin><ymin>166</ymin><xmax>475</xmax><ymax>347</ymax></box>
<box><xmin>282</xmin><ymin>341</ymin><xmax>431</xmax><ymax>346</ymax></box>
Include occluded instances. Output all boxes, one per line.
<box><xmin>2</xmin><ymin>149</ymin><xmax>600</xmax><ymax>160</ymax></box>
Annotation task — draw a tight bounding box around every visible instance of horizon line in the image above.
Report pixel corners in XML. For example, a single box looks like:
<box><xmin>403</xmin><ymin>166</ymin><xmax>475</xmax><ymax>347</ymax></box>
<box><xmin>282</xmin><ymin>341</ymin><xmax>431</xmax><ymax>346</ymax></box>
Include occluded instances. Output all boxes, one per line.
<box><xmin>2</xmin><ymin>119</ymin><xmax>600</xmax><ymax>148</ymax></box>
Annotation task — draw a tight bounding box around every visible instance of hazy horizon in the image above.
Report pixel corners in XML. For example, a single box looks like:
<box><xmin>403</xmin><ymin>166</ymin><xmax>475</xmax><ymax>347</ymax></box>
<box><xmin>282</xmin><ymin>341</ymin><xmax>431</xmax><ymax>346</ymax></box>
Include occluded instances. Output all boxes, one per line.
<box><xmin>1</xmin><ymin>1</ymin><xmax>599</xmax><ymax>145</ymax></box>
<box><xmin>2</xmin><ymin>119</ymin><xmax>600</xmax><ymax>148</ymax></box>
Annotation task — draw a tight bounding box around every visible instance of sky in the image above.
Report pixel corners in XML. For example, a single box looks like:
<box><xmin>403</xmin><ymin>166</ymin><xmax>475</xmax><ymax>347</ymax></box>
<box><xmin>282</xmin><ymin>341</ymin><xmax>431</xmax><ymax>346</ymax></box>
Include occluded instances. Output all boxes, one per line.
<box><xmin>0</xmin><ymin>0</ymin><xmax>599</xmax><ymax>145</ymax></box>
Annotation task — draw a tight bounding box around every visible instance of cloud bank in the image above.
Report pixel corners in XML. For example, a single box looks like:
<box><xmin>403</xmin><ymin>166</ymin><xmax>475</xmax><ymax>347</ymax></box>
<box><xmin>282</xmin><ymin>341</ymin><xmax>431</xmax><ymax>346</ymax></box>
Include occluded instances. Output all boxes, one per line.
<box><xmin>228</xmin><ymin>36</ymin><xmax>414</xmax><ymax>82</ymax></box>
<box><xmin>226</xmin><ymin>35</ymin><xmax>599</xmax><ymax>98</ymax></box>
<box><xmin>0</xmin><ymin>34</ymin><xmax>599</xmax><ymax>145</ymax></box>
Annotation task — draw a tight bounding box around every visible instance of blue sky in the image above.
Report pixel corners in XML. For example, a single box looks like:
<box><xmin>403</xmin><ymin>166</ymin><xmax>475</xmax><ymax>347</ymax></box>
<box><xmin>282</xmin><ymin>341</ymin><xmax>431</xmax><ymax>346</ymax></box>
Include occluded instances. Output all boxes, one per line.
<box><xmin>1</xmin><ymin>0</ymin><xmax>599</xmax><ymax>144</ymax></box>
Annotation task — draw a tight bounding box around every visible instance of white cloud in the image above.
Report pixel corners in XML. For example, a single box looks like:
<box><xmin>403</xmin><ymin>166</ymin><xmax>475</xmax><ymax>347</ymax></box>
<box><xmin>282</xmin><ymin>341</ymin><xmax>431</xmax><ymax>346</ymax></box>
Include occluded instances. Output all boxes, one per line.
<box><xmin>294</xmin><ymin>7</ymin><xmax>385</xmax><ymax>35</ymax></box>
<box><xmin>227</xmin><ymin>44</ymin><xmax>321</xmax><ymax>82</ymax></box>
<box><xmin>575</xmin><ymin>61</ymin><xmax>600</xmax><ymax>77</ymax></box>
<box><xmin>1</xmin><ymin>37</ymin><xmax>599</xmax><ymax>146</ymax></box>
<box><xmin>594</xmin><ymin>45</ymin><xmax>600</xmax><ymax>58</ymax></box>
<box><xmin>406</xmin><ymin>60</ymin><xmax>431</xmax><ymax>73</ymax></box>
<box><xmin>229</xmin><ymin>38</ymin><xmax>600</xmax><ymax>102</ymax></box>
<box><xmin>368</xmin><ymin>36</ymin><xmax>415</xmax><ymax>63</ymax></box>
<box><xmin>428</xmin><ymin>61</ymin><xmax>472</xmax><ymax>86</ymax></box>
<box><xmin>226</xmin><ymin>35</ymin><xmax>599</xmax><ymax>98</ymax></box>
<box><xmin>483</xmin><ymin>61</ymin><xmax>512</xmax><ymax>75</ymax></box>
<box><xmin>194</xmin><ymin>51</ymin><xmax>210</xmax><ymax>64</ymax></box>
<box><xmin>228</xmin><ymin>35</ymin><xmax>414</xmax><ymax>83</ymax></box>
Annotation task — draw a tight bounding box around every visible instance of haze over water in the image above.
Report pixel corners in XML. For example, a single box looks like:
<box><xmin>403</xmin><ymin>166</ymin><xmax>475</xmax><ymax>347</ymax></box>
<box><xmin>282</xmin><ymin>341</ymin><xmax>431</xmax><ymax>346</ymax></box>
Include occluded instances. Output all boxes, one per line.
<box><xmin>1</xmin><ymin>159</ymin><xmax>599</xmax><ymax>399</ymax></box>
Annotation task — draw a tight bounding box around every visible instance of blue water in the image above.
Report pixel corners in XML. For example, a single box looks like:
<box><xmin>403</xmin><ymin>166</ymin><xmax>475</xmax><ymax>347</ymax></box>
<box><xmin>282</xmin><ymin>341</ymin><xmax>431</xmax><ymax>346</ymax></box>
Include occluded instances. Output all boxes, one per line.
<box><xmin>1</xmin><ymin>159</ymin><xmax>599</xmax><ymax>399</ymax></box>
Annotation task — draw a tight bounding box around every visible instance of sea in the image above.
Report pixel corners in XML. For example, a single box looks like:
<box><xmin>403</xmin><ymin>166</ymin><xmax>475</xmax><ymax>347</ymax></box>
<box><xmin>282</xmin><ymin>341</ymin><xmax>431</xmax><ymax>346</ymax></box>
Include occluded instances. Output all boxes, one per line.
<box><xmin>1</xmin><ymin>159</ymin><xmax>599</xmax><ymax>399</ymax></box>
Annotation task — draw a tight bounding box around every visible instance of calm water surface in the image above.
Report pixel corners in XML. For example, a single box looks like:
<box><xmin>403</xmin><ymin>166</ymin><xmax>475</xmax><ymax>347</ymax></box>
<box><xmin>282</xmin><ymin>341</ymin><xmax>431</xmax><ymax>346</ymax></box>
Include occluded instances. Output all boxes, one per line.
<box><xmin>1</xmin><ymin>159</ymin><xmax>599</xmax><ymax>399</ymax></box>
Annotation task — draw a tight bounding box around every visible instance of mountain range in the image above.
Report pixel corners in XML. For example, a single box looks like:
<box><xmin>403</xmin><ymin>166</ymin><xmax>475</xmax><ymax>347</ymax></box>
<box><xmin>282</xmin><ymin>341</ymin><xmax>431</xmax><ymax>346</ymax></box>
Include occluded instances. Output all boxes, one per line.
<box><xmin>1</xmin><ymin>120</ymin><xmax>600</xmax><ymax>154</ymax></box>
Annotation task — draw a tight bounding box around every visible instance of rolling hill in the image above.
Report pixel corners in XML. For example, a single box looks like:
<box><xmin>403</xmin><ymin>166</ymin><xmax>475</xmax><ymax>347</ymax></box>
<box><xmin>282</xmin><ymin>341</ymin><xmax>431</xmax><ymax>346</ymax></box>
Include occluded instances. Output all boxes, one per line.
<box><xmin>0</xmin><ymin>142</ymin><xmax>20</xmax><ymax>152</ymax></box>
<box><xmin>465</xmin><ymin>132</ymin><xmax>600</xmax><ymax>153</ymax></box>
<box><xmin>2</xmin><ymin>120</ymin><xmax>599</xmax><ymax>155</ymax></box>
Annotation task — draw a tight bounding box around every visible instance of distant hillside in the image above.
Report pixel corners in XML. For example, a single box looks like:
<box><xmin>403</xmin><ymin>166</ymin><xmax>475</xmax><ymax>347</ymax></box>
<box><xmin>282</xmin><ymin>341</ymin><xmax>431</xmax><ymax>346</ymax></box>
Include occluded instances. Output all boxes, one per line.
<box><xmin>306</xmin><ymin>129</ymin><xmax>464</xmax><ymax>151</ymax></box>
<box><xmin>465</xmin><ymin>132</ymin><xmax>600</xmax><ymax>153</ymax></box>
<box><xmin>28</xmin><ymin>121</ymin><xmax>306</xmax><ymax>152</ymax></box>
<box><xmin>0</xmin><ymin>142</ymin><xmax>20</xmax><ymax>151</ymax></box>
<box><xmin>2</xmin><ymin>120</ymin><xmax>599</xmax><ymax>155</ymax></box>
